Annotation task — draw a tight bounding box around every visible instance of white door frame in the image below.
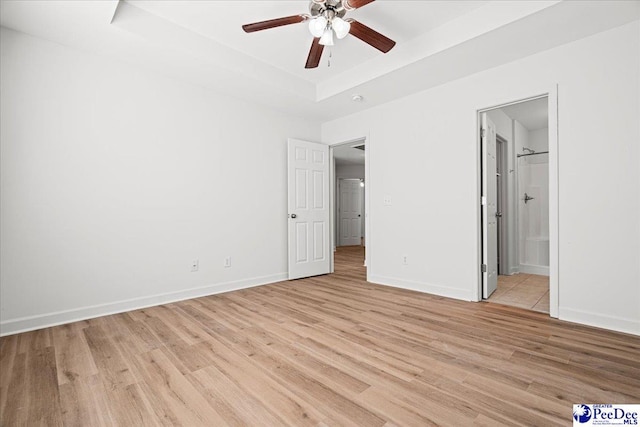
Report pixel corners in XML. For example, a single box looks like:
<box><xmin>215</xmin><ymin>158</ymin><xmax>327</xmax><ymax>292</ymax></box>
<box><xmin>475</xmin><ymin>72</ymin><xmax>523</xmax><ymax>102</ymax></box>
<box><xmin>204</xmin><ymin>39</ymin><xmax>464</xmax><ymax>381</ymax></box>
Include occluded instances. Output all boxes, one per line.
<box><xmin>476</xmin><ymin>87</ymin><xmax>559</xmax><ymax>318</ymax></box>
<box><xmin>329</xmin><ymin>137</ymin><xmax>369</xmax><ymax>274</ymax></box>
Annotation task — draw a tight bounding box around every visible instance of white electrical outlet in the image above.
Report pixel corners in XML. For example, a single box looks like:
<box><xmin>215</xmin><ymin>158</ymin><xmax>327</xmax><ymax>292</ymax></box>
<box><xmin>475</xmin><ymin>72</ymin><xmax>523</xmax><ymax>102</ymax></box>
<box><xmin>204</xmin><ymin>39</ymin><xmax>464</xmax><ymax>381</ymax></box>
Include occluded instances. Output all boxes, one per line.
<box><xmin>383</xmin><ymin>195</ymin><xmax>392</xmax><ymax>206</ymax></box>
<box><xmin>191</xmin><ymin>259</ymin><xmax>199</xmax><ymax>272</ymax></box>
<box><xmin>402</xmin><ymin>255</ymin><xmax>408</xmax><ymax>265</ymax></box>
<box><xmin>224</xmin><ymin>257</ymin><xmax>231</xmax><ymax>268</ymax></box>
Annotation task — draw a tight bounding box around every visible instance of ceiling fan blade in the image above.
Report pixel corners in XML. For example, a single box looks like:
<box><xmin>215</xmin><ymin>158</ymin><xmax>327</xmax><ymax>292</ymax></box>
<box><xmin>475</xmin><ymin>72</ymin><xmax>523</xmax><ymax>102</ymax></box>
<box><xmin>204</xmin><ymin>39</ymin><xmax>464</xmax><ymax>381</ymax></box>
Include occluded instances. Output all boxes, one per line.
<box><xmin>348</xmin><ymin>20</ymin><xmax>396</xmax><ymax>53</ymax></box>
<box><xmin>242</xmin><ymin>15</ymin><xmax>307</xmax><ymax>33</ymax></box>
<box><xmin>344</xmin><ymin>0</ymin><xmax>375</xmax><ymax>10</ymax></box>
<box><xmin>305</xmin><ymin>37</ymin><xmax>325</xmax><ymax>69</ymax></box>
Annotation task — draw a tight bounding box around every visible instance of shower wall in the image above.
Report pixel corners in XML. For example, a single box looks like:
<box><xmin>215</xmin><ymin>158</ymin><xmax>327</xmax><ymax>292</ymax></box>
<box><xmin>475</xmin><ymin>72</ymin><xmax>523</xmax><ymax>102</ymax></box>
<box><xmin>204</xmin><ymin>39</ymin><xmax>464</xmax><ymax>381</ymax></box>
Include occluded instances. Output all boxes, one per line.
<box><xmin>517</xmin><ymin>125</ymin><xmax>550</xmax><ymax>275</ymax></box>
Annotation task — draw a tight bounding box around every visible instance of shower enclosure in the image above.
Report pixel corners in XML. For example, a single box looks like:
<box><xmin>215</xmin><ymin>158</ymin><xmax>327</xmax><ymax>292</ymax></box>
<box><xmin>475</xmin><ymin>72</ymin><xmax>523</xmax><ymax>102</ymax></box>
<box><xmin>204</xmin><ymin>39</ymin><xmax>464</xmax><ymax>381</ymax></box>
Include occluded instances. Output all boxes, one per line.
<box><xmin>518</xmin><ymin>148</ymin><xmax>549</xmax><ymax>275</ymax></box>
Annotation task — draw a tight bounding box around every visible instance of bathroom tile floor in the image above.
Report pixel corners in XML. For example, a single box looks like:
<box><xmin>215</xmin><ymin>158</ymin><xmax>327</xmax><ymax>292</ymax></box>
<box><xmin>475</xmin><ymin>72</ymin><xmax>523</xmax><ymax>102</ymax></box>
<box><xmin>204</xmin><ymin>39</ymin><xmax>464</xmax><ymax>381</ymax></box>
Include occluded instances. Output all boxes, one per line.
<box><xmin>487</xmin><ymin>273</ymin><xmax>549</xmax><ymax>313</ymax></box>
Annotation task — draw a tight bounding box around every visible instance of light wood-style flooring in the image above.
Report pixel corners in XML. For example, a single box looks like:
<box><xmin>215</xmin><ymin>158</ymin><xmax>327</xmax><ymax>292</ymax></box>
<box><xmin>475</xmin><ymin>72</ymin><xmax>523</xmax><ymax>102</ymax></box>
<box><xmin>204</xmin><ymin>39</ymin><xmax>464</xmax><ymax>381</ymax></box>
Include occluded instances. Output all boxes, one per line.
<box><xmin>1</xmin><ymin>245</ymin><xmax>639</xmax><ymax>426</ymax></box>
<box><xmin>488</xmin><ymin>273</ymin><xmax>550</xmax><ymax>313</ymax></box>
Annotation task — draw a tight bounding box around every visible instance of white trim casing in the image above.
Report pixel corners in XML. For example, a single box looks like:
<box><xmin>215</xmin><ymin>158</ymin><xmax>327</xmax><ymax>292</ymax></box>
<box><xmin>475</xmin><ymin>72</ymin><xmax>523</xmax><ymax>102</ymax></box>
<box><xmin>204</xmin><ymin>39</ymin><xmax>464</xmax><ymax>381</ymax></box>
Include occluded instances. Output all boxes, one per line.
<box><xmin>548</xmin><ymin>85</ymin><xmax>559</xmax><ymax>319</ymax></box>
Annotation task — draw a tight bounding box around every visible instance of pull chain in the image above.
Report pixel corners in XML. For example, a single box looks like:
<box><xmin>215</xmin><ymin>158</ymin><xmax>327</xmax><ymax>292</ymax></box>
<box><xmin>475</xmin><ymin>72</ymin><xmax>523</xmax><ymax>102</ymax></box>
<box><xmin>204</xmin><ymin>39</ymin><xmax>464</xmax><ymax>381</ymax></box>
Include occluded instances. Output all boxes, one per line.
<box><xmin>327</xmin><ymin>48</ymin><xmax>332</xmax><ymax>68</ymax></box>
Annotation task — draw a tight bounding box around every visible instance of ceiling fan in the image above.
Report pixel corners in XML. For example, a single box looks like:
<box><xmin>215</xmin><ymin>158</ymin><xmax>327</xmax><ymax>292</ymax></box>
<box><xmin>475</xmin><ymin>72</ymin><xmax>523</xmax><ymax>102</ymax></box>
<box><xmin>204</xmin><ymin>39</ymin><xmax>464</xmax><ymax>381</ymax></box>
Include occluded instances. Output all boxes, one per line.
<box><xmin>242</xmin><ymin>0</ymin><xmax>396</xmax><ymax>69</ymax></box>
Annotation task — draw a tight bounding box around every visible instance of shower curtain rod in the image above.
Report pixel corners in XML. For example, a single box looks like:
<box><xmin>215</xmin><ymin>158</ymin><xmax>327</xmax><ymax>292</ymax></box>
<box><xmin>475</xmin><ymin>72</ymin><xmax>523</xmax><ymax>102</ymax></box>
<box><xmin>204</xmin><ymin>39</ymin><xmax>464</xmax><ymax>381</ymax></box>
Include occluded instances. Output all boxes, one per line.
<box><xmin>517</xmin><ymin>151</ymin><xmax>549</xmax><ymax>158</ymax></box>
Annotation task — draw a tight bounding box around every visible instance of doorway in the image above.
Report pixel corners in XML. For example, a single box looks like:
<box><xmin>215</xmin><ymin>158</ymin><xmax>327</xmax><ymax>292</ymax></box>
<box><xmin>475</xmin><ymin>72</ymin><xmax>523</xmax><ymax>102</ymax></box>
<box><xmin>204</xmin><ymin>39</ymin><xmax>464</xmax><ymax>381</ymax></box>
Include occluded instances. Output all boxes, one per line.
<box><xmin>479</xmin><ymin>95</ymin><xmax>557</xmax><ymax>315</ymax></box>
<box><xmin>330</xmin><ymin>139</ymin><xmax>367</xmax><ymax>269</ymax></box>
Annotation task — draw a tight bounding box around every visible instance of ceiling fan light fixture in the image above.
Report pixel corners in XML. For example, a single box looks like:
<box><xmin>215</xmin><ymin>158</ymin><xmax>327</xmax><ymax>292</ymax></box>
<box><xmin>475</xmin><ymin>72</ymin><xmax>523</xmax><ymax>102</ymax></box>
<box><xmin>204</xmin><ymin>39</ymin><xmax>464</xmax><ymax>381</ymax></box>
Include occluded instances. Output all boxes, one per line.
<box><xmin>308</xmin><ymin>16</ymin><xmax>328</xmax><ymax>38</ymax></box>
<box><xmin>332</xmin><ymin>16</ymin><xmax>350</xmax><ymax>39</ymax></box>
<box><xmin>242</xmin><ymin>0</ymin><xmax>396</xmax><ymax>69</ymax></box>
<box><xmin>319</xmin><ymin>28</ymin><xmax>334</xmax><ymax>46</ymax></box>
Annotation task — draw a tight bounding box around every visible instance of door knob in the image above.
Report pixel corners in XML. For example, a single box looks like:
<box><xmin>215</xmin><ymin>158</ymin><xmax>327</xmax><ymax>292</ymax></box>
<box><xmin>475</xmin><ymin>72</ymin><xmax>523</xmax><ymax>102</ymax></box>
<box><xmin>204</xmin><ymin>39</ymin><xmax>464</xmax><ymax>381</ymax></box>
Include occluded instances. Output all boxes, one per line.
<box><xmin>290</xmin><ymin>214</ymin><xmax>297</xmax><ymax>219</ymax></box>
<box><xmin>524</xmin><ymin>193</ymin><xmax>535</xmax><ymax>204</ymax></box>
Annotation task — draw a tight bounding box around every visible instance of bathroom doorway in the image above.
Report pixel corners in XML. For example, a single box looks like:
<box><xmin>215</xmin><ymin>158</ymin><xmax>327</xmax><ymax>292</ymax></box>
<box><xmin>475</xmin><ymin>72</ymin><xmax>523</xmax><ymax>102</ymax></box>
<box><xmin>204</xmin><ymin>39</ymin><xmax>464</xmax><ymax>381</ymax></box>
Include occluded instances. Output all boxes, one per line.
<box><xmin>480</xmin><ymin>96</ymin><xmax>552</xmax><ymax>314</ymax></box>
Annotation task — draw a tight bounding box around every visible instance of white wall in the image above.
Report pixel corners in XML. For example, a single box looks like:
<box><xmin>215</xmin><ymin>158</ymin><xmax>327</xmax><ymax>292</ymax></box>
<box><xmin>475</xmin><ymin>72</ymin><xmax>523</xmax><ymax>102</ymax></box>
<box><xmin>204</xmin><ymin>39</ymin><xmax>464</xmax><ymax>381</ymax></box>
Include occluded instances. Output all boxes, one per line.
<box><xmin>322</xmin><ymin>21</ymin><xmax>640</xmax><ymax>335</ymax></box>
<box><xmin>514</xmin><ymin>120</ymin><xmax>529</xmax><ymax>155</ymax></box>
<box><xmin>528</xmin><ymin>127</ymin><xmax>550</xmax><ymax>152</ymax></box>
<box><xmin>335</xmin><ymin>164</ymin><xmax>365</xmax><ymax>180</ymax></box>
<box><xmin>0</xmin><ymin>28</ymin><xmax>321</xmax><ymax>335</ymax></box>
<box><xmin>487</xmin><ymin>110</ymin><xmax>512</xmax><ymax>140</ymax></box>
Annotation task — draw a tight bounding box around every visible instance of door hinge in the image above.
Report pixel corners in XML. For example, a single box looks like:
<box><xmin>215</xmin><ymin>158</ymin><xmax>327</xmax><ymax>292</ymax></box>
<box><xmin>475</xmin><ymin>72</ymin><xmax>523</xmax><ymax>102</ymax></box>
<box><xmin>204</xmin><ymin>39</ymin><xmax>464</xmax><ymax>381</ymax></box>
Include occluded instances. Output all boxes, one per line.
<box><xmin>481</xmin><ymin>128</ymin><xmax>485</xmax><ymax>139</ymax></box>
<box><xmin>481</xmin><ymin>196</ymin><xmax>487</xmax><ymax>206</ymax></box>
<box><xmin>481</xmin><ymin>264</ymin><xmax>487</xmax><ymax>273</ymax></box>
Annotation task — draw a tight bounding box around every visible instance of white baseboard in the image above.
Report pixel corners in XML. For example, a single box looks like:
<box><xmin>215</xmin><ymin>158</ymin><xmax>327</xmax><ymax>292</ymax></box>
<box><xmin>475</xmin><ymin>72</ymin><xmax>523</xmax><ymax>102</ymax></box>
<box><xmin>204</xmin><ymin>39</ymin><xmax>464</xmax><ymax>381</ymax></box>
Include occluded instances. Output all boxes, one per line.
<box><xmin>0</xmin><ymin>273</ymin><xmax>287</xmax><ymax>337</ymax></box>
<box><xmin>509</xmin><ymin>267</ymin><xmax>520</xmax><ymax>275</ymax></box>
<box><xmin>519</xmin><ymin>263</ymin><xmax>550</xmax><ymax>276</ymax></box>
<box><xmin>368</xmin><ymin>275</ymin><xmax>475</xmax><ymax>302</ymax></box>
<box><xmin>559</xmin><ymin>307</ymin><xmax>640</xmax><ymax>337</ymax></box>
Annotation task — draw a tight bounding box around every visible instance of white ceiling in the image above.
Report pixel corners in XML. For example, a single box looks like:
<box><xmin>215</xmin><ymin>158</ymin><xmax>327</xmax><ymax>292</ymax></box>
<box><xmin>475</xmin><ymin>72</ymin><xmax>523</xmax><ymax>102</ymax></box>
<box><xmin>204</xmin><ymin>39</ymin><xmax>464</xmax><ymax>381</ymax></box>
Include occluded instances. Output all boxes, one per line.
<box><xmin>1</xmin><ymin>1</ymin><xmax>638</xmax><ymax>122</ymax></box>
<box><xmin>127</xmin><ymin>1</ymin><xmax>488</xmax><ymax>84</ymax></box>
<box><xmin>334</xmin><ymin>142</ymin><xmax>365</xmax><ymax>166</ymax></box>
<box><xmin>500</xmin><ymin>97</ymin><xmax>548</xmax><ymax>131</ymax></box>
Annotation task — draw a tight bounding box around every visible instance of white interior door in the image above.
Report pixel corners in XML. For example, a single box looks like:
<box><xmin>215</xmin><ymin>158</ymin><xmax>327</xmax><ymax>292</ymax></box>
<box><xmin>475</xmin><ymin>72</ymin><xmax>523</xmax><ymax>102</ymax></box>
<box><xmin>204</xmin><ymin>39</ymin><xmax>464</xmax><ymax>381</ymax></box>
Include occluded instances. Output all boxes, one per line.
<box><xmin>338</xmin><ymin>179</ymin><xmax>362</xmax><ymax>246</ymax></box>
<box><xmin>288</xmin><ymin>139</ymin><xmax>330</xmax><ymax>280</ymax></box>
<box><xmin>482</xmin><ymin>113</ymin><xmax>498</xmax><ymax>298</ymax></box>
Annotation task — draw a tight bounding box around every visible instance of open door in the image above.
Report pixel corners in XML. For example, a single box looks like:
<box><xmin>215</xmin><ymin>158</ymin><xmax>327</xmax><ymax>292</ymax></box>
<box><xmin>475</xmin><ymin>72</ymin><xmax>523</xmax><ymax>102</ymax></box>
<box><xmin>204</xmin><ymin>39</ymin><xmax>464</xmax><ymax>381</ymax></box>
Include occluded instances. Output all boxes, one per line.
<box><xmin>482</xmin><ymin>113</ymin><xmax>498</xmax><ymax>298</ymax></box>
<box><xmin>288</xmin><ymin>138</ymin><xmax>330</xmax><ymax>280</ymax></box>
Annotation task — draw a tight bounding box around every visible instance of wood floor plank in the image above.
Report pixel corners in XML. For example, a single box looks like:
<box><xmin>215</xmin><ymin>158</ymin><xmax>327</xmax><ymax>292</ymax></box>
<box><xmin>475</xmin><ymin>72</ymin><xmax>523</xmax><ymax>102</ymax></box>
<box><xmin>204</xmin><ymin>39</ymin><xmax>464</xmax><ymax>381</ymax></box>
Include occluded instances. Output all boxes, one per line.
<box><xmin>51</xmin><ymin>322</ymin><xmax>98</xmax><ymax>386</ymax></box>
<box><xmin>112</xmin><ymin>312</ymin><xmax>163</xmax><ymax>354</ymax></box>
<box><xmin>230</xmin><ymin>330</ymin><xmax>386</xmax><ymax>426</ymax></box>
<box><xmin>241</xmin><ymin>325</ymin><xmax>372</xmax><ymax>395</ymax></box>
<box><xmin>25</xmin><ymin>346</ymin><xmax>64</xmax><ymax>426</ymax></box>
<box><xmin>1</xmin><ymin>351</ymin><xmax>27</xmax><ymax>425</ymax></box>
<box><xmin>413</xmin><ymin>373</ymin><xmax>565</xmax><ymax>427</ymax></box>
<box><xmin>82</xmin><ymin>325</ymin><xmax>137</xmax><ymax>391</ymax></box>
<box><xmin>16</xmin><ymin>328</ymin><xmax>53</xmax><ymax>354</ymax></box>
<box><xmin>1</xmin><ymin>245</ymin><xmax>639</xmax><ymax>426</ymax></box>
<box><xmin>356</xmin><ymin>385</ymin><xmax>476</xmax><ymax>426</ymax></box>
<box><xmin>0</xmin><ymin>334</ymin><xmax>18</xmax><ymax>418</ymax></box>
<box><xmin>145</xmin><ymin>304</ymin><xmax>211</xmax><ymax>345</ymax></box>
<box><xmin>58</xmin><ymin>374</ymin><xmax>114</xmax><ymax>427</ymax></box>
<box><xmin>134</xmin><ymin>348</ymin><xmax>226</xmax><ymax>426</ymax></box>
<box><xmin>462</xmin><ymin>372</ymin><xmax>567</xmax><ymax>423</ymax></box>
<box><xmin>189</xmin><ymin>338</ymin><xmax>326</xmax><ymax>426</ymax></box>
<box><xmin>187</xmin><ymin>365</ymin><xmax>287</xmax><ymax>427</ymax></box>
